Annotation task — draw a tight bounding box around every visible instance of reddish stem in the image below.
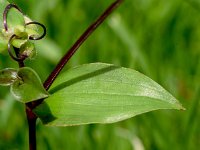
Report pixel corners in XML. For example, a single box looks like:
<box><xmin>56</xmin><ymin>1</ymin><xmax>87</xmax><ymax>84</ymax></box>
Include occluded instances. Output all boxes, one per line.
<box><xmin>26</xmin><ymin>107</ymin><xmax>37</xmax><ymax>150</ymax></box>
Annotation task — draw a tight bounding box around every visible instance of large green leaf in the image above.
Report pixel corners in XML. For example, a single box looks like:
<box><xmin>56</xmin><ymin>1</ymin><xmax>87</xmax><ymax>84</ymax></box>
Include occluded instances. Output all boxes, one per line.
<box><xmin>10</xmin><ymin>67</ymin><xmax>49</xmax><ymax>103</ymax></box>
<box><xmin>34</xmin><ymin>63</ymin><xmax>184</xmax><ymax>126</ymax></box>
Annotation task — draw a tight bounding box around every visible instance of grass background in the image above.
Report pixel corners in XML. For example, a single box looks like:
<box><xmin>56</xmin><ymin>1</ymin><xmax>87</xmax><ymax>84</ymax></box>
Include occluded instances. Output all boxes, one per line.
<box><xmin>0</xmin><ymin>0</ymin><xmax>199</xmax><ymax>149</ymax></box>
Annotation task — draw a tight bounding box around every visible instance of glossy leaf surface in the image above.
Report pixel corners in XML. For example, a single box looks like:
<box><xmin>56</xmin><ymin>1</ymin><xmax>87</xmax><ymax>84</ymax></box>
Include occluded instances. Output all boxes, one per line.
<box><xmin>34</xmin><ymin>63</ymin><xmax>184</xmax><ymax>126</ymax></box>
<box><xmin>0</xmin><ymin>68</ymin><xmax>17</xmax><ymax>86</ymax></box>
<box><xmin>11</xmin><ymin>67</ymin><xmax>49</xmax><ymax>103</ymax></box>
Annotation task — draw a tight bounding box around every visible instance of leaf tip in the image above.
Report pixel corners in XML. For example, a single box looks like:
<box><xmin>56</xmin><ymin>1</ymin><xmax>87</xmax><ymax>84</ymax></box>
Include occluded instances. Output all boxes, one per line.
<box><xmin>173</xmin><ymin>101</ymin><xmax>186</xmax><ymax>111</ymax></box>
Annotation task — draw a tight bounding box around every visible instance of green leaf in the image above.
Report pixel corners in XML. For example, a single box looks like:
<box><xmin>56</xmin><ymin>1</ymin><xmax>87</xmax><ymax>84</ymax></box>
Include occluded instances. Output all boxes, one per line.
<box><xmin>0</xmin><ymin>68</ymin><xmax>17</xmax><ymax>86</ymax></box>
<box><xmin>19</xmin><ymin>41</ymin><xmax>36</xmax><ymax>59</ymax></box>
<box><xmin>11</xmin><ymin>38</ymin><xmax>27</xmax><ymax>49</ymax></box>
<box><xmin>33</xmin><ymin>63</ymin><xmax>184</xmax><ymax>126</ymax></box>
<box><xmin>11</xmin><ymin>67</ymin><xmax>49</xmax><ymax>103</ymax></box>
<box><xmin>14</xmin><ymin>26</ymin><xmax>28</xmax><ymax>39</ymax></box>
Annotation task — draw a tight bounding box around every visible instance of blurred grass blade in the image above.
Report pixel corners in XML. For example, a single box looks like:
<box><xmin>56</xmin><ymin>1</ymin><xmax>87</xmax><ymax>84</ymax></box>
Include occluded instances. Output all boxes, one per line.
<box><xmin>35</xmin><ymin>38</ymin><xmax>62</xmax><ymax>64</ymax></box>
<box><xmin>34</xmin><ymin>63</ymin><xmax>184</xmax><ymax>126</ymax></box>
<box><xmin>108</xmin><ymin>14</ymin><xmax>150</xmax><ymax>74</ymax></box>
<box><xmin>0</xmin><ymin>93</ymin><xmax>15</xmax><ymax>127</ymax></box>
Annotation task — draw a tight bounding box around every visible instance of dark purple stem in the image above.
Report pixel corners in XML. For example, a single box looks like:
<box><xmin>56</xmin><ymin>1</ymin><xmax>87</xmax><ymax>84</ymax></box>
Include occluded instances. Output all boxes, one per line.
<box><xmin>26</xmin><ymin>106</ymin><xmax>37</xmax><ymax>150</ymax></box>
<box><xmin>43</xmin><ymin>0</ymin><xmax>123</xmax><ymax>90</ymax></box>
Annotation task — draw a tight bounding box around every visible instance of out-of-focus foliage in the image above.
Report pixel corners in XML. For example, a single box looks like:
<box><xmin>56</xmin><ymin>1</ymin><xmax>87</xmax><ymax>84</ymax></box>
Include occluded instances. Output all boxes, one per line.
<box><xmin>0</xmin><ymin>0</ymin><xmax>199</xmax><ymax>149</ymax></box>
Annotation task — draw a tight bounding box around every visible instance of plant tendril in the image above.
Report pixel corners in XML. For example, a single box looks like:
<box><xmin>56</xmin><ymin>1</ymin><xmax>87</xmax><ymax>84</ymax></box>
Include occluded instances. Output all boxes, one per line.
<box><xmin>3</xmin><ymin>4</ymin><xmax>23</xmax><ymax>31</ymax></box>
<box><xmin>3</xmin><ymin>4</ymin><xmax>47</xmax><ymax>63</ymax></box>
<box><xmin>8</xmin><ymin>34</ymin><xmax>27</xmax><ymax>61</ymax></box>
<box><xmin>25</xmin><ymin>21</ymin><xmax>46</xmax><ymax>40</ymax></box>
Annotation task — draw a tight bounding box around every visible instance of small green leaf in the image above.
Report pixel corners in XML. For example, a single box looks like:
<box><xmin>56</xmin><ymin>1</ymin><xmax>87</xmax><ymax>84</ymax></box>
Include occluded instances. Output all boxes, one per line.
<box><xmin>34</xmin><ymin>63</ymin><xmax>184</xmax><ymax>126</ymax></box>
<box><xmin>11</xmin><ymin>67</ymin><xmax>49</xmax><ymax>103</ymax></box>
<box><xmin>19</xmin><ymin>41</ymin><xmax>36</xmax><ymax>59</ymax></box>
<box><xmin>14</xmin><ymin>26</ymin><xmax>28</xmax><ymax>39</ymax></box>
<box><xmin>0</xmin><ymin>68</ymin><xmax>17</xmax><ymax>86</ymax></box>
<box><xmin>11</xmin><ymin>38</ymin><xmax>27</xmax><ymax>49</ymax></box>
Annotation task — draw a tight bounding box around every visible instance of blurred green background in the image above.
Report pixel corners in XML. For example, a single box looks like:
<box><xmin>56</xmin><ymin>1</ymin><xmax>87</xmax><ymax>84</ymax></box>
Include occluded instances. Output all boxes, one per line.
<box><xmin>0</xmin><ymin>0</ymin><xmax>199</xmax><ymax>149</ymax></box>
